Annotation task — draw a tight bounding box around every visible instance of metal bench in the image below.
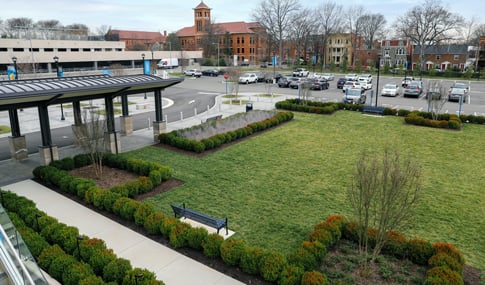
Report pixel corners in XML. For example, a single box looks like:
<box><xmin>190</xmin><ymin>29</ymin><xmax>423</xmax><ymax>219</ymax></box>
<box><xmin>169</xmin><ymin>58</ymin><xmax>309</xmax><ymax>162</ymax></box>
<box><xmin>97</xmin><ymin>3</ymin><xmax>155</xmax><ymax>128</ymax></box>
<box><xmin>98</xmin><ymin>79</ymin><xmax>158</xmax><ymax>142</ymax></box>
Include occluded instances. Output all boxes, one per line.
<box><xmin>362</xmin><ymin>105</ymin><xmax>385</xmax><ymax>115</ymax></box>
<box><xmin>171</xmin><ymin>203</ymin><xmax>228</xmax><ymax>235</ymax></box>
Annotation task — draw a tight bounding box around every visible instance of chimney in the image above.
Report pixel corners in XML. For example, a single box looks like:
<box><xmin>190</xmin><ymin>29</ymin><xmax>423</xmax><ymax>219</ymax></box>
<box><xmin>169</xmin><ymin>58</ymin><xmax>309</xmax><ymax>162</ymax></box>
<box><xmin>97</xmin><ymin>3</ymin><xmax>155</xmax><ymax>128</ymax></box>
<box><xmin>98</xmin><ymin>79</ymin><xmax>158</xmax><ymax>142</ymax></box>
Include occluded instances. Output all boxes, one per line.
<box><xmin>164</xmin><ymin>30</ymin><xmax>167</xmax><ymax>37</ymax></box>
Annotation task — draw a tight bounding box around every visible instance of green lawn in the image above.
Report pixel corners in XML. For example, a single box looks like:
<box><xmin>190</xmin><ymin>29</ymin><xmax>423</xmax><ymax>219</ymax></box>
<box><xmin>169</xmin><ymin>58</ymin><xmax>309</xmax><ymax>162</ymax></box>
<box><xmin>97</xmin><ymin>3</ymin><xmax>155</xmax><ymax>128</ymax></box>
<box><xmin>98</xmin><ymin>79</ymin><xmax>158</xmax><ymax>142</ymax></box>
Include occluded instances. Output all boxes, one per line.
<box><xmin>124</xmin><ymin>111</ymin><xmax>485</xmax><ymax>272</ymax></box>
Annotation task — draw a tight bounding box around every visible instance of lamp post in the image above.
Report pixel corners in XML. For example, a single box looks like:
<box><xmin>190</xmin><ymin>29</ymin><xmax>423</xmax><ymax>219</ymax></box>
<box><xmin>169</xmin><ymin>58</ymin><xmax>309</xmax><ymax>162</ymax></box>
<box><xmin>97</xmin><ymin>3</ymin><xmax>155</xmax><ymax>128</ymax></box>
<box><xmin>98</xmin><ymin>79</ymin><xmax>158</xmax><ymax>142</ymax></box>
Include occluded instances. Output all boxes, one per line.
<box><xmin>141</xmin><ymin>53</ymin><xmax>145</xmax><ymax>75</ymax></box>
<box><xmin>11</xmin><ymin>56</ymin><xmax>18</xmax><ymax>80</ymax></box>
<box><xmin>212</xmin><ymin>42</ymin><xmax>220</xmax><ymax>70</ymax></box>
<box><xmin>135</xmin><ymin>273</ymin><xmax>143</xmax><ymax>285</ymax></box>
<box><xmin>165</xmin><ymin>41</ymin><xmax>172</xmax><ymax>65</ymax></box>
<box><xmin>375</xmin><ymin>54</ymin><xmax>381</xmax><ymax>107</ymax></box>
<box><xmin>53</xmin><ymin>56</ymin><xmax>65</xmax><ymax>120</ymax></box>
<box><xmin>76</xmin><ymin>235</ymin><xmax>83</xmax><ymax>260</ymax></box>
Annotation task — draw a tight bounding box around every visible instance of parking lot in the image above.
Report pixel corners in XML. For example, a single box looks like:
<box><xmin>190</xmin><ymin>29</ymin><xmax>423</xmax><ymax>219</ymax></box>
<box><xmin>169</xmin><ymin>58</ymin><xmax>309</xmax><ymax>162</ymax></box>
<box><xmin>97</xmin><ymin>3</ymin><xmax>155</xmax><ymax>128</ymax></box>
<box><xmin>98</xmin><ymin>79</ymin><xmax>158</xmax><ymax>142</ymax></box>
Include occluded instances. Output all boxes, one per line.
<box><xmin>186</xmin><ymin>72</ymin><xmax>485</xmax><ymax>116</ymax></box>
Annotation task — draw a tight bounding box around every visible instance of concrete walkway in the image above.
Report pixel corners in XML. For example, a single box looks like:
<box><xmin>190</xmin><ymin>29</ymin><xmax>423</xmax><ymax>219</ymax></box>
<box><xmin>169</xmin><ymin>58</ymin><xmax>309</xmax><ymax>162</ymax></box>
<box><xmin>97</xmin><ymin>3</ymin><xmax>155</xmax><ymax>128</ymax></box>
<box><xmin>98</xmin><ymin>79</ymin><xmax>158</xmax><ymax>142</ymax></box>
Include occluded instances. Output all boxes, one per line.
<box><xmin>0</xmin><ymin>93</ymin><xmax>292</xmax><ymax>284</ymax></box>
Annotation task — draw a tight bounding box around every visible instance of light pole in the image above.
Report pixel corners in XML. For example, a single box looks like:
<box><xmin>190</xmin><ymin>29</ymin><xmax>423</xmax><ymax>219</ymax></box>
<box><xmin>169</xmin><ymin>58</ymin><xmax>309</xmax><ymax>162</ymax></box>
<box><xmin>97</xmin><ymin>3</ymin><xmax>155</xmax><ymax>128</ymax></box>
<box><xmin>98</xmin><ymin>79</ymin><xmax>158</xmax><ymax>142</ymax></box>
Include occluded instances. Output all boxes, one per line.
<box><xmin>54</xmin><ymin>56</ymin><xmax>65</xmax><ymax>120</ymax></box>
<box><xmin>135</xmin><ymin>273</ymin><xmax>143</xmax><ymax>285</ymax></box>
<box><xmin>165</xmin><ymin>41</ymin><xmax>172</xmax><ymax>64</ymax></box>
<box><xmin>76</xmin><ymin>235</ymin><xmax>83</xmax><ymax>260</ymax></box>
<box><xmin>375</xmin><ymin>54</ymin><xmax>381</xmax><ymax>107</ymax></box>
<box><xmin>11</xmin><ymin>57</ymin><xmax>18</xmax><ymax>80</ymax></box>
<box><xmin>213</xmin><ymin>42</ymin><xmax>220</xmax><ymax>70</ymax></box>
<box><xmin>141</xmin><ymin>53</ymin><xmax>145</xmax><ymax>74</ymax></box>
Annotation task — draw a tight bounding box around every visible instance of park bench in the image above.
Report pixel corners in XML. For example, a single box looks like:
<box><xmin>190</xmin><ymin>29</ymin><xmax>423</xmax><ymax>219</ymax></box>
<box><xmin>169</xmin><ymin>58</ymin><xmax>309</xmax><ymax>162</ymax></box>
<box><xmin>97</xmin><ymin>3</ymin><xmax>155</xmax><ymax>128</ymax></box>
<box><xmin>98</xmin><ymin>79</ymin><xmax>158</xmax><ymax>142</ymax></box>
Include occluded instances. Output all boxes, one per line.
<box><xmin>170</xmin><ymin>203</ymin><xmax>228</xmax><ymax>235</ymax></box>
<box><xmin>362</xmin><ymin>105</ymin><xmax>385</xmax><ymax>115</ymax></box>
<box><xmin>202</xmin><ymin>114</ymin><xmax>222</xmax><ymax>123</ymax></box>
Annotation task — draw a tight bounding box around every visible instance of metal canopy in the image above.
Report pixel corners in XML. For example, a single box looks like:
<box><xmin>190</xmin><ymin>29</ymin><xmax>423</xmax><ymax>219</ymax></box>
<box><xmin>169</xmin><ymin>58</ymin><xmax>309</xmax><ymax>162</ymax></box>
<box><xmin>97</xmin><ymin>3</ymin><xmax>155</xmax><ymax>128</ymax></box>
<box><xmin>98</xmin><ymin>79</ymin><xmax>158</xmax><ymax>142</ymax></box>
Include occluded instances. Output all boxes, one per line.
<box><xmin>0</xmin><ymin>74</ymin><xmax>183</xmax><ymax>111</ymax></box>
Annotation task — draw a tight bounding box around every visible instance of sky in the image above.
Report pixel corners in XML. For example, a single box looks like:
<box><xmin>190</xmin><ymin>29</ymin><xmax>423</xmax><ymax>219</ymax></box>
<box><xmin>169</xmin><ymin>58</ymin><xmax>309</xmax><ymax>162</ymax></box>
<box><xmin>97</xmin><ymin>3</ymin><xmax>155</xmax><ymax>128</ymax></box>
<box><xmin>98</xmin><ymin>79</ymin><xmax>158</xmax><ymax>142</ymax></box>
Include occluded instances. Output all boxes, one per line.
<box><xmin>1</xmin><ymin>0</ymin><xmax>483</xmax><ymax>35</ymax></box>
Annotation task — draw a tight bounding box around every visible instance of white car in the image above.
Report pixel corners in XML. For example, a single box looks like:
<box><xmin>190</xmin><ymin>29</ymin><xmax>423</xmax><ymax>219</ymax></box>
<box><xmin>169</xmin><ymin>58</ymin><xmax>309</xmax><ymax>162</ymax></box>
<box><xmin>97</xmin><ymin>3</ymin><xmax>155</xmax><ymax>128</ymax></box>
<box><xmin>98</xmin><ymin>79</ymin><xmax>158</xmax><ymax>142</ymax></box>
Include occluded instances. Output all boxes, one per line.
<box><xmin>381</xmin><ymin>83</ymin><xmax>400</xmax><ymax>97</ymax></box>
<box><xmin>358</xmin><ymin>74</ymin><xmax>372</xmax><ymax>83</ymax></box>
<box><xmin>345</xmin><ymin>73</ymin><xmax>359</xmax><ymax>81</ymax></box>
<box><xmin>358</xmin><ymin>77</ymin><xmax>373</xmax><ymax>90</ymax></box>
<box><xmin>321</xmin><ymin>73</ymin><xmax>334</xmax><ymax>81</ymax></box>
<box><xmin>342</xmin><ymin>81</ymin><xmax>363</xmax><ymax>93</ymax></box>
<box><xmin>183</xmin><ymin>69</ymin><xmax>202</xmax><ymax>77</ymax></box>
<box><xmin>238</xmin><ymin>73</ymin><xmax>258</xmax><ymax>84</ymax></box>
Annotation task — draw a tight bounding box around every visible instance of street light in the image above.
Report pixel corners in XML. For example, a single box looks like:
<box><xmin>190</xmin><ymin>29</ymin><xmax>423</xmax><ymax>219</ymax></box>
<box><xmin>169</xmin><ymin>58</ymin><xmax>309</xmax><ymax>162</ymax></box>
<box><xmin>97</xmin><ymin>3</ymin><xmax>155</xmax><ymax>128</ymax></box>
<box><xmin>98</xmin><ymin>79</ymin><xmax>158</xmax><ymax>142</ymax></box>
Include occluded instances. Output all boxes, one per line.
<box><xmin>53</xmin><ymin>56</ymin><xmax>65</xmax><ymax>120</ymax></box>
<box><xmin>135</xmin><ymin>273</ymin><xmax>143</xmax><ymax>285</ymax></box>
<box><xmin>165</xmin><ymin>41</ymin><xmax>172</xmax><ymax>65</ymax></box>
<box><xmin>11</xmin><ymin>56</ymin><xmax>18</xmax><ymax>80</ymax></box>
<box><xmin>213</xmin><ymin>42</ymin><xmax>220</xmax><ymax>70</ymax></box>
<box><xmin>375</xmin><ymin>54</ymin><xmax>381</xmax><ymax>107</ymax></box>
<box><xmin>76</xmin><ymin>235</ymin><xmax>84</xmax><ymax>260</ymax></box>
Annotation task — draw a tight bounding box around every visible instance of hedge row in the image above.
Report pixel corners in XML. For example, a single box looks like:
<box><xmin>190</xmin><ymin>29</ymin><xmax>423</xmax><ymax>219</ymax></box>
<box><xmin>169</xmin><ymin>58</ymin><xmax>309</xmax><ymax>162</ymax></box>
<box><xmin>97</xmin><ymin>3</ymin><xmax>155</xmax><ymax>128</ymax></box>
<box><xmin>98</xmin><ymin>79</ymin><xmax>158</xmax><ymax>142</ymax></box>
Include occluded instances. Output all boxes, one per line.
<box><xmin>404</xmin><ymin>113</ymin><xmax>462</xmax><ymax>130</ymax></box>
<box><xmin>276</xmin><ymin>99</ymin><xmax>485</xmax><ymax>125</ymax></box>
<box><xmin>159</xmin><ymin>111</ymin><xmax>294</xmax><ymax>153</ymax></box>
<box><xmin>34</xmin><ymin>153</ymin><xmax>171</xmax><ymax>199</ymax></box>
<box><xmin>0</xmin><ymin>190</ymin><xmax>163</xmax><ymax>285</ymax></box>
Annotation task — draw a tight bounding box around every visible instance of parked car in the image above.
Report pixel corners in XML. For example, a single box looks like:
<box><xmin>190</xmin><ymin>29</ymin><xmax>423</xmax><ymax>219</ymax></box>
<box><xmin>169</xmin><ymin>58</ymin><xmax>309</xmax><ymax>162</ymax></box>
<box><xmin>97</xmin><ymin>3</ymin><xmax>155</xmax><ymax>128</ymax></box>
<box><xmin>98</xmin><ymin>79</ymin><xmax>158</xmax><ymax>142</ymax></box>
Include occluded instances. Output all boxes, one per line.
<box><xmin>402</xmin><ymin>76</ymin><xmax>414</xmax><ymax>87</ymax></box>
<box><xmin>358</xmin><ymin>77</ymin><xmax>373</xmax><ymax>90</ymax></box>
<box><xmin>289</xmin><ymin>78</ymin><xmax>307</xmax><ymax>89</ymax></box>
<box><xmin>264</xmin><ymin>73</ymin><xmax>283</xmax><ymax>83</ymax></box>
<box><xmin>183</xmin><ymin>69</ymin><xmax>202</xmax><ymax>77</ymax></box>
<box><xmin>278</xmin><ymin>76</ymin><xmax>298</xmax><ymax>88</ymax></box>
<box><xmin>342</xmin><ymin>88</ymin><xmax>366</xmax><ymax>104</ymax></box>
<box><xmin>358</xmin><ymin>74</ymin><xmax>372</xmax><ymax>83</ymax></box>
<box><xmin>238</xmin><ymin>73</ymin><xmax>258</xmax><ymax>84</ymax></box>
<box><xmin>381</xmin><ymin>83</ymin><xmax>400</xmax><ymax>97</ymax></box>
<box><xmin>310</xmin><ymin>78</ymin><xmax>330</xmax><ymax>90</ymax></box>
<box><xmin>292</xmin><ymin>68</ymin><xmax>310</xmax><ymax>77</ymax></box>
<box><xmin>448</xmin><ymin>87</ymin><xmax>467</xmax><ymax>102</ymax></box>
<box><xmin>449</xmin><ymin>82</ymin><xmax>469</xmax><ymax>94</ymax></box>
<box><xmin>337</xmin><ymin>78</ymin><xmax>347</xmax><ymax>89</ymax></box>
<box><xmin>345</xmin><ymin>73</ymin><xmax>359</xmax><ymax>81</ymax></box>
<box><xmin>342</xmin><ymin>81</ymin><xmax>363</xmax><ymax>93</ymax></box>
<box><xmin>254</xmin><ymin>71</ymin><xmax>266</xmax><ymax>82</ymax></box>
<box><xmin>403</xmin><ymin>81</ymin><xmax>423</xmax><ymax>98</ymax></box>
<box><xmin>201</xmin><ymin>69</ymin><xmax>219</xmax><ymax>77</ymax></box>
<box><xmin>321</xmin><ymin>73</ymin><xmax>334</xmax><ymax>81</ymax></box>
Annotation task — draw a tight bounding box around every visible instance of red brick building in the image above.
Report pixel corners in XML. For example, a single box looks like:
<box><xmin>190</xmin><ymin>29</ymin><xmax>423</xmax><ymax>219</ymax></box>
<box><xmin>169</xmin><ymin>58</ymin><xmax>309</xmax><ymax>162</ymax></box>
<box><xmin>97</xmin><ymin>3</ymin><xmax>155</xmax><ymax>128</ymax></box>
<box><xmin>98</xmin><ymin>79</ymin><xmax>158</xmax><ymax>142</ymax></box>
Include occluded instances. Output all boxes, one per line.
<box><xmin>106</xmin><ymin>29</ymin><xmax>167</xmax><ymax>51</ymax></box>
<box><xmin>412</xmin><ymin>45</ymin><xmax>468</xmax><ymax>71</ymax></box>
<box><xmin>176</xmin><ymin>1</ymin><xmax>268</xmax><ymax>65</ymax></box>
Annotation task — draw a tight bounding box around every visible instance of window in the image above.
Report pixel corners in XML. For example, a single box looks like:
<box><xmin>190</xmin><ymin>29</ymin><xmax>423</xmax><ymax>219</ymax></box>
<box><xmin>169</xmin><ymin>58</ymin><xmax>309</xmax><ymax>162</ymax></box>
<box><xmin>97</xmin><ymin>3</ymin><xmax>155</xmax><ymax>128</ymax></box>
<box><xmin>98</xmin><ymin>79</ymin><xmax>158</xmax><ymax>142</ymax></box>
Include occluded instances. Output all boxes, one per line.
<box><xmin>94</xmin><ymin>48</ymin><xmax>102</xmax><ymax>52</ymax></box>
<box><xmin>115</xmin><ymin>48</ymin><xmax>122</xmax><ymax>52</ymax></box>
<box><xmin>453</xmin><ymin>55</ymin><xmax>459</xmax><ymax>61</ymax></box>
<box><xmin>13</xmin><ymin>48</ymin><xmax>24</xmax><ymax>52</ymax></box>
<box><xmin>241</xmin><ymin>37</ymin><xmax>244</xmax><ymax>44</ymax></box>
<box><xmin>29</xmin><ymin>48</ymin><xmax>40</xmax><ymax>52</ymax></box>
<box><xmin>384</xmin><ymin>49</ymin><xmax>390</xmax><ymax>57</ymax></box>
<box><xmin>105</xmin><ymin>48</ymin><xmax>112</xmax><ymax>51</ymax></box>
<box><xmin>346</xmin><ymin>39</ymin><xmax>349</xmax><ymax>44</ymax></box>
<box><xmin>197</xmin><ymin>21</ymin><xmax>202</xmax><ymax>32</ymax></box>
<box><xmin>83</xmin><ymin>48</ymin><xmax>91</xmax><ymax>52</ymax></box>
<box><xmin>436</xmin><ymin>55</ymin><xmax>441</xmax><ymax>60</ymax></box>
<box><xmin>237</xmin><ymin>48</ymin><xmax>240</xmax><ymax>53</ymax></box>
<box><xmin>237</xmin><ymin>37</ymin><xmax>240</xmax><ymax>44</ymax></box>
<box><xmin>44</xmin><ymin>48</ymin><xmax>54</xmax><ymax>52</ymax></box>
<box><xmin>57</xmin><ymin>48</ymin><xmax>66</xmax><ymax>52</ymax></box>
<box><xmin>0</xmin><ymin>48</ymin><xmax>7</xmax><ymax>52</ymax></box>
<box><xmin>328</xmin><ymin>39</ymin><xmax>332</xmax><ymax>44</ymax></box>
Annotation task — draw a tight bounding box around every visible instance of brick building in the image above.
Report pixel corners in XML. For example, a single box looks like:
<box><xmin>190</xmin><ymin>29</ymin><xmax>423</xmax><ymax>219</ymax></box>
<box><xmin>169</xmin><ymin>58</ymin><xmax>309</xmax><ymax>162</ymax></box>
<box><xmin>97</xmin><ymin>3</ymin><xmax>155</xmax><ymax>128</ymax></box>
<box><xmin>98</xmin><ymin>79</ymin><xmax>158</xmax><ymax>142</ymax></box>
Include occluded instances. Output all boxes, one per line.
<box><xmin>380</xmin><ymin>39</ymin><xmax>412</xmax><ymax>69</ymax></box>
<box><xmin>478</xmin><ymin>36</ymin><xmax>485</xmax><ymax>69</ymax></box>
<box><xmin>412</xmin><ymin>44</ymin><xmax>468</xmax><ymax>71</ymax></box>
<box><xmin>176</xmin><ymin>1</ymin><xmax>268</xmax><ymax>65</ymax></box>
<box><xmin>106</xmin><ymin>30</ymin><xmax>167</xmax><ymax>51</ymax></box>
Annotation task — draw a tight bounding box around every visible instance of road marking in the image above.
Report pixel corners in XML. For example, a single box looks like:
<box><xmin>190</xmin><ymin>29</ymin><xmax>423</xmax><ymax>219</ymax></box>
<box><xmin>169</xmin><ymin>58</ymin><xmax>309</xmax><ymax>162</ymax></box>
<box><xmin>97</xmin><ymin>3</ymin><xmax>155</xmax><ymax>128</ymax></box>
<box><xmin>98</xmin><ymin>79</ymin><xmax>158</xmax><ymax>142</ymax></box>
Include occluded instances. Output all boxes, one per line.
<box><xmin>198</xmin><ymin>92</ymin><xmax>220</xmax><ymax>95</ymax></box>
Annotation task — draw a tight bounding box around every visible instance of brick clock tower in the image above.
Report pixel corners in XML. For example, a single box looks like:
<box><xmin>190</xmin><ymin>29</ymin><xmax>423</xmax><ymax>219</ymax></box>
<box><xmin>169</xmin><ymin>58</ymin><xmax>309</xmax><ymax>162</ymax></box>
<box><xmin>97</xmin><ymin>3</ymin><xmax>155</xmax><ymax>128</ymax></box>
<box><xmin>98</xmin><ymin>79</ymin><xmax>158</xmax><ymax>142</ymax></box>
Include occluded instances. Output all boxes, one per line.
<box><xmin>194</xmin><ymin>1</ymin><xmax>211</xmax><ymax>35</ymax></box>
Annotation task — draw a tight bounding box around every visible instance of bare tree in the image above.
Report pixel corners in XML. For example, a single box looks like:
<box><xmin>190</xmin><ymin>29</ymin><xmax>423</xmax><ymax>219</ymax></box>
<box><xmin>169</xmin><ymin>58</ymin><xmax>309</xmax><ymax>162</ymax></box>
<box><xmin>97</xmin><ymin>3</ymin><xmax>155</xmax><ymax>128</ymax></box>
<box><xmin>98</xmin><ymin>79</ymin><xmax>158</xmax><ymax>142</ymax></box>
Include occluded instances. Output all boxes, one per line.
<box><xmin>357</xmin><ymin>13</ymin><xmax>386</xmax><ymax>49</ymax></box>
<box><xmin>73</xmin><ymin>103</ymin><xmax>106</xmax><ymax>179</ymax></box>
<box><xmin>344</xmin><ymin>5</ymin><xmax>366</xmax><ymax>67</ymax></box>
<box><xmin>253</xmin><ymin>0</ymin><xmax>301</xmax><ymax>65</ymax></box>
<box><xmin>95</xmin><ymin>24</ymin><xmax>111</xmax><ymax>37</ymax></box>
<box><xmin>315</xmin><ymin>1</ymin><xmax>343</xmax><ymax>68</ymax></box>
<box><xmin>225</xmin><ymin>68</ymin><xmax>242</xmax><ymax>99</ymax></box>
<box><xmin>4</xmin><ymin>17</ymin><xmax>34</xmax><ymax>37</ymax></box>
<box><xmin>470</xmin><ymin>23</ymin><xmax>485</xmax><ymax>47</ymax></box>
<box><xmin>394</xmin><ymin>0</ymin><xmax>464</xmax><ymax>73</ymax></box>
<box><xmin>425</xmin><ymin>80</ymin><xmax>448</xmax><ymax>120</ymax></box>
<box><xmin>289</xmin><ymin>8</ymin><xmax>315</xmax><ymax>65</ymax></box>
<box><xmin>348</xmin><ymin>149</ymin><xmax>421</xmax><ymax>276</ymax></box>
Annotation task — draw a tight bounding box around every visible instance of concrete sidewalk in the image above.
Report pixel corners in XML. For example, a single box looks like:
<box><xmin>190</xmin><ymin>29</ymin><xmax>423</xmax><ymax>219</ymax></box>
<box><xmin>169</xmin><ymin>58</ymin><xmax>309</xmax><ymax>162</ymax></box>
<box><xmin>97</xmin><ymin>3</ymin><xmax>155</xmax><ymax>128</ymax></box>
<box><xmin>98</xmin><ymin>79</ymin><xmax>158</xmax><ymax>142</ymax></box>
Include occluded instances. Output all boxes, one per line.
<box><xmin>3</xmin><ymin>180</ymin><xmax>243</xmax><ymax>285</ymax></box>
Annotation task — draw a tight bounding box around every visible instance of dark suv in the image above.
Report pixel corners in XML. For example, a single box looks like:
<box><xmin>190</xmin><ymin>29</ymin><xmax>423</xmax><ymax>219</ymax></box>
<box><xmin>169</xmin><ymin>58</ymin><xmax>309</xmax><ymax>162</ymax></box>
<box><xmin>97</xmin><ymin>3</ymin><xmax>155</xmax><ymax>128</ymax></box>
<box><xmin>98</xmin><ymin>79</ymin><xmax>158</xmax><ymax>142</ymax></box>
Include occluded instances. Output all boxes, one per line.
<box><xmin>337</xmin><ymin>78</ymin><xmax>347</xmax><ymax>89</ymax></box>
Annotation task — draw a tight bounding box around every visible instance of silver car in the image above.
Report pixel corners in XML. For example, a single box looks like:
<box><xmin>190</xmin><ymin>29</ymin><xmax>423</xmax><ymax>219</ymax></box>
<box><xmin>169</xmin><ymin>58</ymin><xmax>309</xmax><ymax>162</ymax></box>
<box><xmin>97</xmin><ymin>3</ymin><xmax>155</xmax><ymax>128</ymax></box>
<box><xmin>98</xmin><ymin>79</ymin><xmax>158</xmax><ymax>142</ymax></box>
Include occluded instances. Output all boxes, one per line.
<box><xmin>381</xmin><ymin>84</ymin><xmax>400</xmax><ymax>97</ymax></box>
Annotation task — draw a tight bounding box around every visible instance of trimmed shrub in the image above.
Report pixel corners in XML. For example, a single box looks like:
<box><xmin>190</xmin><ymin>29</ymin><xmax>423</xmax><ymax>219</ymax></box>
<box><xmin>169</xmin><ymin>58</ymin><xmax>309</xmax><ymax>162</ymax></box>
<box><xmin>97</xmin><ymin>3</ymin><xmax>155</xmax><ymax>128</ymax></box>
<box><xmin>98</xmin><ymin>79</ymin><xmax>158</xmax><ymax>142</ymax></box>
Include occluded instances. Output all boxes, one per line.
<box><xmin>38</xmin><ymin>244</ymin><xmax>65</xmax><ymax>270</ymax></box>
<box><xmin>49</xmin><ymin>254</ymin><xmax>78</xmax><ymax>281</ymax></box>
<box><xmin>308</xmin><ymin>229</ymin><xmax>334</xmax><ymax>247</ymax></box>
<box><xmin>62</xmin><ymin>262</ymin><xmax>94</xmax><ymax>285</ymax></box>
<box><xmin>425</xmin><ymin>266</ymin><xmax>464</xmax><ymax>285</ymax></box>
<box><xmin>79</xmin><ymin>275</ymin><xmax>105</xmax><ymax>285</ymax></box>
<box><xmin>429</xmin><ymin>252</ymin><xmax>464</xmax><ymax>273</ymax></box>
<box><xmin>407</xmin><ymin>238</ymin><xmax>434</xmax><ymax>265</ymax></box>
<box><xmin>133</xmin><ymin>202</ymin><xmax>156</xmax><ymax>226</ymax></box>
<box><xmin>160</xmin><ymin>217</ymin><xmax>180</xmax><ymax>238</ymax></box>
<box><xmin>279</xmin><ymin>265</ymin><xmax>305</xmax><ymax>285</ymax></box>
<box><xmin>259</xmin><ymin>250</ymin><xmax>287</xmax><ymax>282</ymax></box>
<box><xmin>18</xmin><ymin>228</ymin><xmax>50</xmax><ymax>258</ymax></box>
<box><xmin>143</xmin><ymin>212</ymin><xmax>166</xmax><ymax>235</ymax></box>
<box><xmin>185</xmin><ymin>227</ymin><xmax>209</xmax><ymax>251</ymax></box>
<box><xmin>79</xmin><ymin>237</ymin><xmax>107</xmax><ymax>262</ymax></box>
<box><xmin>122</xmin><ymin>268</ymin><xmax>160</xmax><ymax>285</ymax></box>
<box><xmin>432</xmin><ymin>242</ymin><xmax>465</xmax><ymax>266</ymax></box>
<box><xmin>202</xmin><ymin>233</ymin><xmax>224</xmax><ymax>259</ymax></box>
<box><xmin>88</xmin><ymin>248</ymin><xmax>117</xmax><ymax>276</ymax></box>
<box><xmin>101</xmin><ymin>190</ymin><xmax>123</xmax><ymax>212</ymax></box>
<box><xmin>382</xmin><ymin>230</ymin><xmax>407</xmax><ymax>258</ymax></box>
<box><xmin>301</xmin><ymin>271</ymin><xmax>328</xmax><ymax>285</ymax></box>
<box><xmin>287</xmin><ymin>247</ymin><xmax>319</xmax><ymax>271</ymax></box>
<box><xmin>240</xmin><ymin>246</ymin><xmax>264</xmax><ymax>275</ymax></box>
<box><xmin>103</xmin><ymin>258</ymin><xmax>132</xmax><ymax>284</ymax></box>
<box><xmin>169</xmin><ymin>222</ymin><xmax>192</xmax><ymax>248</ymax></box>
<box><xmin>220</xmin><ymin>238</ymin><xmax>248</xmax><ymax>266</ymax></box>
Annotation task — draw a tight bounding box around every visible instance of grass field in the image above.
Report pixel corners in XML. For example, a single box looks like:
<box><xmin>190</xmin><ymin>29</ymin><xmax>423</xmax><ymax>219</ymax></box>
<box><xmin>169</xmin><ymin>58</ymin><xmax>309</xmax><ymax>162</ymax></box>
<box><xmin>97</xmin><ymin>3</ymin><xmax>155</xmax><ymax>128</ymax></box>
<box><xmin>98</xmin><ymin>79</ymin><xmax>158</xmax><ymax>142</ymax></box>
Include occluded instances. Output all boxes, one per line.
<box><xmin>124</xmin><ymin>111</ymin><xmax>485</xmax><ymax>272</ymax></box>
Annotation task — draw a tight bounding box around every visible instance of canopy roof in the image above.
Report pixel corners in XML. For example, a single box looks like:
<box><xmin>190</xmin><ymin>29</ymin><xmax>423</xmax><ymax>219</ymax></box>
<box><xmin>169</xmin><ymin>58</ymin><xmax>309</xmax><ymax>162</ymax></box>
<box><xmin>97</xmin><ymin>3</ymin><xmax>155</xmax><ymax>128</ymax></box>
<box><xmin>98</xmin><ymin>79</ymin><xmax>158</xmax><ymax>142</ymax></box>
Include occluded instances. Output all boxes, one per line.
<box><xmin>0</xmin><ymin>74</ymin><xmax>183</xmax><ymax>110</ymax></box>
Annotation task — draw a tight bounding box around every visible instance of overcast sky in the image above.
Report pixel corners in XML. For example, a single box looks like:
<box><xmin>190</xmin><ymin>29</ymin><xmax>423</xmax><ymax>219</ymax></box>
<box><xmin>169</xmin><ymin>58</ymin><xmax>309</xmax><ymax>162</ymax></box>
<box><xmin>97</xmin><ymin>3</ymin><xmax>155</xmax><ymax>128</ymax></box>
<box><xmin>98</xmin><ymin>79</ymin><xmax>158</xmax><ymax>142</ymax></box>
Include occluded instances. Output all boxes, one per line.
<box><xmin>2</xmin><ymin>0</ymin><xmax>483</xmax><ymax>34</ymax></box>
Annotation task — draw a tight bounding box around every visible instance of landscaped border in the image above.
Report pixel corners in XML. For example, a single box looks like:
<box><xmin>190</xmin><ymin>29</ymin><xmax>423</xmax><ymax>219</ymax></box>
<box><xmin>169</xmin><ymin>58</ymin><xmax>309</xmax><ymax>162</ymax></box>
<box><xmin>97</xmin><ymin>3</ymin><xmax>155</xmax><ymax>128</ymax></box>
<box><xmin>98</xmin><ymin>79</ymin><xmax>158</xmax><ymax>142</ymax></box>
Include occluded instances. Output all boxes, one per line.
<box><xmin>31</xmin><ymin>158</ymin><xmax>467</xmax><ymax>284</ymax></box>
<box><xmin>158</xmin><ymin>111</ymin><xmax>294</xmax><ymax>153</ymax></box>
<box><xmin>0</xmin><ymin>189</ymin><xmax>164</xmax><ymax>285</ymax></box>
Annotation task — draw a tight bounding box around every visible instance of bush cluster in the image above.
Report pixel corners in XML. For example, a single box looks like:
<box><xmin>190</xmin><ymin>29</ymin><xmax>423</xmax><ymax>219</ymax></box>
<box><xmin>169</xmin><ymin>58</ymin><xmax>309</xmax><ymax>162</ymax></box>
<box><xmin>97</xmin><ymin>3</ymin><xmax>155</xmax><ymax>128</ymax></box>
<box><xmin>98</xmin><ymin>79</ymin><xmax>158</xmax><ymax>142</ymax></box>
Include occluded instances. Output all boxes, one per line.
<box><xmin>159</xmin><ymin>111</ymin><xmax>294</xmax><ymax>153</ymax></box>
<box><xmin>424</xmin><ymin>242</ymin><xmax>465</xmax><ymax>284</ymax></box>
<box><xmin>404</xmin><ymin>112</ymin><xmax>462</xmax><ymax>129</ymax></box>
<box><xmin>1</xmin><ymin>190</ymin><xmax>164</xmax><ymax>285</ymax></box>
